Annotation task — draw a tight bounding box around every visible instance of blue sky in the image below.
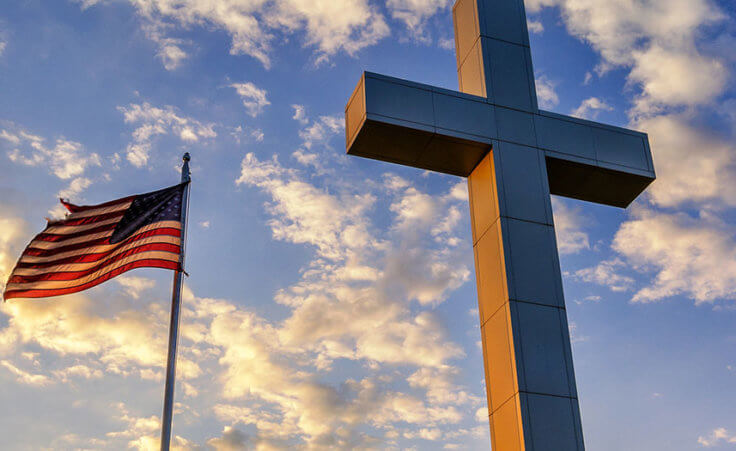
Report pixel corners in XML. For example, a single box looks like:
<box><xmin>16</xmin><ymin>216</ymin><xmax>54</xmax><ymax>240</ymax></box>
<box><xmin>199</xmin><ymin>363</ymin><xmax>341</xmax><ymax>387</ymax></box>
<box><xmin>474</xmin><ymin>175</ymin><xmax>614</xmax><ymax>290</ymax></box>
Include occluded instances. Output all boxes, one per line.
<box><xmin>0</xmin><ymin>0</ymin><xmax>735</xmax><ymax>449</ymax></box>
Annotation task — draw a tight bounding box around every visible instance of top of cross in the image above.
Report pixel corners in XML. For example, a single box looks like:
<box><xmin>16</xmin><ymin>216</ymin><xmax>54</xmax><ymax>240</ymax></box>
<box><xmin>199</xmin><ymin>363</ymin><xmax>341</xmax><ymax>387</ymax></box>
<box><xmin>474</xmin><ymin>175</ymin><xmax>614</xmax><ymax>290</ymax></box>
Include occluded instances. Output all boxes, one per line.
<box><xmin>453</xmin><ymin>0</ymin><xmax>538</xmax><ymax>111</ymax></box>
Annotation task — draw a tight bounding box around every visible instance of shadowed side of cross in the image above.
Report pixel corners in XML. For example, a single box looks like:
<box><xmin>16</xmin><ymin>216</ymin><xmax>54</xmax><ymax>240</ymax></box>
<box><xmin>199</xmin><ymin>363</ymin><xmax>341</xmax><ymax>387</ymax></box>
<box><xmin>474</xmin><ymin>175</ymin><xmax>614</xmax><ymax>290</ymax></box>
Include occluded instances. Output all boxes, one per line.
<box><xmin>344</xmin><ymin>0</ymin><xmax>655</xmax><ymax>449</ymax></box>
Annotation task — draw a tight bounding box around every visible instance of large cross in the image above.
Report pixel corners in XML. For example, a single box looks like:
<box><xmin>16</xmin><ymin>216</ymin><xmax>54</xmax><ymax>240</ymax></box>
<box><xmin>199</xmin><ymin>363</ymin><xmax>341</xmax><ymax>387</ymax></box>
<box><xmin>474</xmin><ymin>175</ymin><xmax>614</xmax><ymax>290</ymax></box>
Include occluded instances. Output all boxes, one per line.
<box><xmin>344</xmin><ymin>0</ymin><xmax>655</xmax><ymax>449</ymax></box>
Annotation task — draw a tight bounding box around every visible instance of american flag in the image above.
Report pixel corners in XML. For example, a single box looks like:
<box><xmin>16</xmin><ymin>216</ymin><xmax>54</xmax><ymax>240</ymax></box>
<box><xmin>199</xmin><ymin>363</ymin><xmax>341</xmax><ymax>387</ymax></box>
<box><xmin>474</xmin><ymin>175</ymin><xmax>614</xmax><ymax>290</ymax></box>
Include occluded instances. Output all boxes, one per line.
<box><xmin>3</xmin><ymin>183</ymin><xmax>188</xmax><ymax>300</ymax></box>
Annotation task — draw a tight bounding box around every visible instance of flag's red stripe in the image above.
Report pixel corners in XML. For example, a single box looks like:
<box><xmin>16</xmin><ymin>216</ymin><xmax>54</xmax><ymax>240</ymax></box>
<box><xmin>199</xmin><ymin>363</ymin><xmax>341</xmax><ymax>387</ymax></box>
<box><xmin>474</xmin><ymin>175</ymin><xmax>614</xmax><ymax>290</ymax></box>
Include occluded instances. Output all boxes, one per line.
<box><xmin>16</xmin><ymin>240</ymin><xmax>179</xmax><ymax>269</ymax></box>
<box><xmin>3</xmin><ymin>259</ymin><xmax>179</xmax><ymax>299</ymax></box>
<box><xmin>5</xmin><ymin>250</ymin><xmax>178</xmax><ymax>291</ymax></box>
<box><xmin>61</xmin><ymin>195</ymin><xmax>136</xmax><ymax>213</ymax></box>
<box><xmin>5</xmin><ymin>256</ymin><xmax>179</xmax><ymax>294</ymax></box>
<box><xmin>35</xmin><ymin>222</ymin><xmax>119</xmax><ymax>243</ymax></box>
<box><xmin>48</xmin><ymin>210</ymin><xmax>128</xmax><ymax>228</ymax></box>
<box><xmin>8</xmin><ymin>243</ymin><xmax>181</xmax><ymax>283</ymax></box>
<box><xmin>24</xmin><ymin>237</ymin><xmax>109</xmax><ymax>257</ymax></box>
<box><xmin>23</xmin><ymin>228</ymin><xmax>181</xmax><ymax>258</ymax></box>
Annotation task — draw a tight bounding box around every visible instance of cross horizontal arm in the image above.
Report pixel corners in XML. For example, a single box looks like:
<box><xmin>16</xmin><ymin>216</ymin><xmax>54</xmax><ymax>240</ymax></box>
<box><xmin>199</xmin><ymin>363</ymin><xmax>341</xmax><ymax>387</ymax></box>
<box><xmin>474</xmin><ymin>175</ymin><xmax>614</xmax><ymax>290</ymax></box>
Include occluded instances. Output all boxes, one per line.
<box><xmin>536</xmin><ymin>110</ymin><xmax>655</xmax><ymax>207</ymax></box>
<box><xmin>346</xmin><ymin>71</ymin><xmax>495</xmax><ymax>176</ymax></box>
<box><xmin>345</xmin><ymin>72</ymin><xmax>655</xmax><ymax>207</ymax></box>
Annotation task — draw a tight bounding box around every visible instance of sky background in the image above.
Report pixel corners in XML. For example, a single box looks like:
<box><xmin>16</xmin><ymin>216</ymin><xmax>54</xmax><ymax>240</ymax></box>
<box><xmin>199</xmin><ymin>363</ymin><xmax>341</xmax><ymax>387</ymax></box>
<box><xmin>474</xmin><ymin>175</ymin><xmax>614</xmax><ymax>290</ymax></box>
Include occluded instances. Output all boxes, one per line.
<box><xmin>0</xmin><ymin>0</ymin><xmax>735</xmax><ymax>449</ymax></box>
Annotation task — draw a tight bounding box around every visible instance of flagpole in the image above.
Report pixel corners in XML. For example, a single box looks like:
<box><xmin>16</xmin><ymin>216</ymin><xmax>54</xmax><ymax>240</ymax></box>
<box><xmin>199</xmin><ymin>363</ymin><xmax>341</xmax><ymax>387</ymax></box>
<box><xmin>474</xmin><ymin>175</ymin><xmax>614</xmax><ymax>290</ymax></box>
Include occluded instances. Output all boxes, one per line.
<box><xmin>160</xmin><ymin>153</ymin><xmax>191</xmax><ymax>451</ymax></box>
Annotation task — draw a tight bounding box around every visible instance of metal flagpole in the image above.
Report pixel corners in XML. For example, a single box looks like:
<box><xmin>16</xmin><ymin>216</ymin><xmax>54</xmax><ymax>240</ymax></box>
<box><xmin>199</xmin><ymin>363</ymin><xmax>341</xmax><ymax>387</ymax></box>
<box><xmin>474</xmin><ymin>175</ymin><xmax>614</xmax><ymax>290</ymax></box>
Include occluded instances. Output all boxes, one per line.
<box><xmin>160</xmin><ymin>153</ymin><xmax>191</xmax><ymax>451</ymax></box>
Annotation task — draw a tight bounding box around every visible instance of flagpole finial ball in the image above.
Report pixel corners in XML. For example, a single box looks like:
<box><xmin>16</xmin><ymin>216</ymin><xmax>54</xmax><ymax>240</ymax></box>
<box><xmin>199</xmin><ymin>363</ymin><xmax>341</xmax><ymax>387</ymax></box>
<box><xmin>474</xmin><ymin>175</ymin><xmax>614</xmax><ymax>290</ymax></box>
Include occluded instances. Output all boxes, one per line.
<box><xmin>183</xmin><ymin>152</ymin><xmax>191</xmax><ymax>162</ymax></box>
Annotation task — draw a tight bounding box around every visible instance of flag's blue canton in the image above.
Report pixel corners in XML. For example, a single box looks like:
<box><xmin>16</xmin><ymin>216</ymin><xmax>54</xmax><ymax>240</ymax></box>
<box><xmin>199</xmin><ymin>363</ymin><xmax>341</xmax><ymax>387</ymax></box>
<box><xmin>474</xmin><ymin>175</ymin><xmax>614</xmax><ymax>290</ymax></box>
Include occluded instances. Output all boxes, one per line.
<box><xmin>110</xmin><ymin>183</ymin><xmax>187</xmax><ymax>244</ymax></box>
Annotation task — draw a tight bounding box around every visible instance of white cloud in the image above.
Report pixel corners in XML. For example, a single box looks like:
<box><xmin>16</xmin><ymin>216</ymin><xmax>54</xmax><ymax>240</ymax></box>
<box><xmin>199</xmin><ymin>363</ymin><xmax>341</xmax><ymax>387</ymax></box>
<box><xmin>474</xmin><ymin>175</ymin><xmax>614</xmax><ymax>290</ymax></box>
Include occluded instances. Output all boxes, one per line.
<box><xmin>47</xmin><ymin>177</ymin><xmax>95</xmax><ymax>219</ymax></box>
<box><xmin>198</xmin><ymin>289</ymin><xmax>471</xmax><ymax>446</ymax></box>
<box><xmin>236</xmin><ymin>153</ymin><xmax>373</xmax><ymax>260</ymax></box>
<box><xmin>83</xmin><ymin>0</ymin><xmax>390</xmax><ymax>69</ymax></box>
<box><xmin>391</xmin><ymin>187</ymin><xmax>438</xmax><ymax>233</ymax></box>
<box><xmin>0</xmin><ymin>211</ymin><xmax>27</xmax><ymax>295</ymax></box>
<box><xmin>250</xmin><ymin>129</ymin><xmax>265</xmax><ymax>142</ymax></box>
<box><xmin>157</xmin><ymin>42</ymin><xmax>188</xmax><ymax>70</ymax></box>
<box><xmin>575</xmin><ymin>295</ymin><xmax>601</xmax><ymax>305</ymax></box>
<box><xmin>236</xmin><ymin>152</ymin><xmax>472</xmax><ymax>396</ymax></box>
<box><xmin>404</xmin><ymin>427</ymin><xmax>442</xmax><ymax>440</ymax></box>
<box><xmin>57</xmin><ymin>177</ymin><xmax>93</xmax><ymax>200</ymax></box>
<box><xmin>0</xmin><ymin>360</ymin><xmax>52</xmax><ymax>386</ymax></box>
<box><xmin>230</xmin><ymin>82</ymin><xmax>270</xmax><ymax>117</ymax></box>
<box><xmin>52</xmin><ymin>364</ymin><xmax>104</xmax><ymax>383</ymax></box>
<box><xmin>571</xmin><ymin>96</ymin><xmax>613</xmax><ymax>120</ymax></box>
<box><xmin>1</xmin><ymin>237</ymin><xmax>479</xmax><ymax>449</ymax></box>
<box><xmin>527</xmin><ymin>19</ymin><xmax>544</xmax><ymax>34</ymax></box>
<box><xmin>299</xmin><ymin>115</ymin><xmax>343</xmax><ymax>150</ymax></box>
<box><xmin>535</xmin><ymin>76</ymin><xmax>559</xmax><ymax>109</ymax></box>
<box><xmin>384</xmin><ymin>173</ymin><xmax>411</xmax><ymax>191</ymax></box>
<box><xmin>612</xmin><ymin>208</ymin><xmax>736</xmax><ymax>304</ymax></box>
<box><xmin>636</xmin><ymin>113</ymin><xmax>736</xmax><ymax>208</ymax></box>
<box><xmin>0</xmin><ymin>125</ymin><xmax>100</xmax><ymax>220</ymax></box>
<box><xmin>583</xmin><ymin>71</ymin><xmax>594</xmax><ymax>85</ymax></box>
<box><xmin>114</xmin><ymin>276</ymin><xmax>157</xmax><ymax>299</ymax></box>
<box><xmin>551</xmin><ymin>198</ymin><xmax>590</xmax><ymax>255</ymax></box>
<box><xmin>118</xmin><ymin>102</ymin><xmax>217</xmax><ymax>167</ymax></box>
<box><xmin>0</xmin><ymin>27</ymin><xmax>6</xmax><ymax>56</ymax></box>
<box><xmin>292</xmin><ymin>104</ymin><xmax>308</xmax><ymax>125</ymax></box>
<box><xmin>574</xmin><ymin>258</ymin><xmax>634</xmax><ymax>293</ymax></box>
<box><xmin>74</xmin><ymin>0</ymin><xmax>102</xmax><ymax>9</ymax></box>
<box><xmin>386</xmin><ymin>0</ymin><xmax>451</xmax><ymax>41</ymax></box>
<box><xmin>408</xmin><ymin>367</ymin><xmax>480</xmax><ymax>406</ymax></box>
<box><xmin>525</xmin><ymin>0</ymin><xmax>558</xmax><ymax>13</ymax></box>
<box><xmin>142</xmin><ymin>21</ymin><xmax>189</xmax><ymax>70</ymax></box>
<box><xmin>438</xmin><ymin>37</ymin><xmax>454</xmax><ymax>50</ymax></box>
<box><xmin>629</xmin><ymin>44</ymin><xmax>728</xmax><ymax>117</ymax></box>
<box><xmin>212</xmin><ymin>310</ymin><xmax>433</xmax><ymax>443</ymax></box>
<box><xmin>0</xmin><ymin>292</ymin><xmax>201</xmax><ymax>381</ymax></box>
<box><xmin>207</xmin><ymin>426</ymin><xmax>251</xmax><ymax>450</ymax></box>
<box><xmin>292</xmin><ymin>149</ymin><xmax>319</xmax><ymax>169</ymax></box>
<box><xmin>1</xmin><ymin>126</ymin><xmax>100</xmax><ymax>180</ymax></box>
<box><xmin>526</xmin><ymin>0</ymin><xmax>730</xmax><ymax>116</ymax></box>
<box><xmin>105</xmin><ymin>403</ymin><xmax>193</xmax><ymax>450</ymax></box>
<box><xmin>289</xmin><ymin>112</ymin><xmax>344</xmax><ymax>173</ymax></box>
<box><xmin>0</xmin><ymin>129</ymin><xmax>20</xmax><ymax>144</ymax></box>
<box><xmin>107</xmin><ymin>407</ymin><xmax>159</xmax><ymax>439</ymax></box>
<box><xmin>698</xmin><ymin>427</ymin><xmax>736</xmax><ymax>447</ymax></box>
<box><xmin>474</xmin><ymin>407</ymin><xmax>488</xmax><ymax>423</ymax></box>
<box><xmin>568</xmin><ymin>321</ymin><xmax>588</xmax><ymax>343</ymax></box>
<box><xmin>231</xmin><ymin>126</ymin><xmax>265</xmax><ymax>144</ymax></box>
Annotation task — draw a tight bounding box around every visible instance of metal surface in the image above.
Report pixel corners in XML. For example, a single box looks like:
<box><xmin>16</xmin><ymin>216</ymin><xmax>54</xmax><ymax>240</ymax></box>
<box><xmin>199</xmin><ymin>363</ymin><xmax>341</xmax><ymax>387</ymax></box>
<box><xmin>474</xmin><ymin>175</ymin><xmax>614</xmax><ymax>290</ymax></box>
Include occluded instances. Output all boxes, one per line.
<box><xmin>160</xmin><ymin>153</ymin><xmax>191</xmax><ymax>451</ymax></box>
<box><xmin>345</xmin><ymin>72</ymin><xmax>654</xmax><ymax>207</ymax></box>
<box><xmin>344</xmin><ymin>0</ymin><xmax>657</xmax><ymax>449</ymax></box>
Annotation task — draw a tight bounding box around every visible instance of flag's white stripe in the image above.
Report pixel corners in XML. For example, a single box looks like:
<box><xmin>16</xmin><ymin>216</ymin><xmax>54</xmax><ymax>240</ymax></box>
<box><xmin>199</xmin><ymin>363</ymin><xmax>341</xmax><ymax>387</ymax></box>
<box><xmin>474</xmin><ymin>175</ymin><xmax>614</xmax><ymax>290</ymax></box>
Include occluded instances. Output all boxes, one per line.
<box><xmin>64</xmin><ymin>201</ymin><xmax>133</xmax><ymax>220</ymax></box>
<box><xmin>13</xmin><ymin>236</ymin><xmax>181</xmax><ymax>276</ymax></box>
<box><xmin>43</xmin><ymin>216</ymin><xmax>123</xmax><ymax>235</ymax></box>
<box><xmin>6</xmin><ymin>251</ymin><xmax>180</xmax><ymax>291</ymax></box>
<box><xmin>20</xmin><ymin>221</ymin><xmax>181</xmax><ymax>264</ymax></box>
<box><xmin>29</xmin><ymin>230</ymin><xmax>115</xmax><ymax>250</ymax></box>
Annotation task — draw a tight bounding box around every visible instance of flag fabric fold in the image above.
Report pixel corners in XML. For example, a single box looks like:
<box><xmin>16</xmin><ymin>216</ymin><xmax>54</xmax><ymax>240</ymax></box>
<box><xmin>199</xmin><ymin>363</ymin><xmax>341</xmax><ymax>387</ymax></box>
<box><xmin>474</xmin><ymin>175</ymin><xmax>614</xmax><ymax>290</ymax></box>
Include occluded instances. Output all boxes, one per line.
<box><xmin>3</xmin><ymin>182</ymin><xmax>188</xmax><ymax>300</ymax></box>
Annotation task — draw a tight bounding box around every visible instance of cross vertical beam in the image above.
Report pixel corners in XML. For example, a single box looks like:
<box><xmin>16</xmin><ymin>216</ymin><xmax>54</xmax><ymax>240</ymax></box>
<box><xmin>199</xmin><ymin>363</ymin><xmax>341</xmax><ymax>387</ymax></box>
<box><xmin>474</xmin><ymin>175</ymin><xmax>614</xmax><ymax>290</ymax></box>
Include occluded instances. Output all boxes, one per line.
<box><xmin>469</xmin><ymin>149</ymin><xmax>583</xmax><ymax>449</ymax></box>
<box><xmin>459</xmin><ymin>1</ymin><xmax>582</xmax><ymax>449</ymax></box>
